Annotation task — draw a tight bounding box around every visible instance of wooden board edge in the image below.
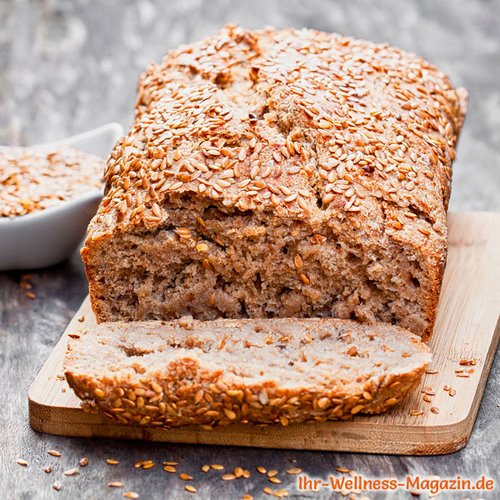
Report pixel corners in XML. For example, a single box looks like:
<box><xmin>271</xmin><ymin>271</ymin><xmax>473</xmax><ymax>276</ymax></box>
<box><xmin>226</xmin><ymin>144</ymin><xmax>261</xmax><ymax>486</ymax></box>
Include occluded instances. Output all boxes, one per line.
<box><xmin>28</xmin><ymin>314</ymin><xmax>500</xmax><ymax>456</ymax></box>
<box><xmin>26</xmin><ymin>392</ymin><xmax>476</xmax><ymax>455</ymax></box>
<box><xmin>29</xmin><ymin>400</ymin><xmax>472</xmax><ymax>456</ymax></box>
<box><xmin>27</xmin><ymin>211</ymin><xmax>500</xmax><ymax>455</ymax></box>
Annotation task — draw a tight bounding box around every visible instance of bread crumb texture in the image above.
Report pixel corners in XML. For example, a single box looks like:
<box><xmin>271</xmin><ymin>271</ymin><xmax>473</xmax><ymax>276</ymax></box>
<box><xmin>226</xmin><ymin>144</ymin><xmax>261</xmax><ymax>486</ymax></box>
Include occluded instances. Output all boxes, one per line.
<box><xmin>64</xmin><ymin>318</ymin><xmax>431</xmax><ymax>427</ymax></box>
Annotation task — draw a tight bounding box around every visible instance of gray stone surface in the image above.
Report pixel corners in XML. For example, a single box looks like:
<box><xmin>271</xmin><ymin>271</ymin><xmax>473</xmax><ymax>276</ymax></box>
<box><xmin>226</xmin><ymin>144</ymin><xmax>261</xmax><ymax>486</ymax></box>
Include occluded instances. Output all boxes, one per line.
<box><xmin>0</xmin><ymin>0</ymin><xmax>499</xmax><ymax>211</ymax></box>
<box><xmin>0</xmin><ymin>1</ymin><xmax>499</xmax><ymax>499</ymax></box>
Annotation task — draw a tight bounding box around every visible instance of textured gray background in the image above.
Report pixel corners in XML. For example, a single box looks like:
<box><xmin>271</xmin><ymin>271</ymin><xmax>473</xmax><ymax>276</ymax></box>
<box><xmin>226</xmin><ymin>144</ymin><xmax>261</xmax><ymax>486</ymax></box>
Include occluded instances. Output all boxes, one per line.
<box><xmin>0</xmin><ymin>1</ymin><xmax>499</xmax><ymax>499</ymax></box>
<box><xmin>0</xmin><ymin>0</ymin><xmax>499</xmax><ymax>210</ymax></box>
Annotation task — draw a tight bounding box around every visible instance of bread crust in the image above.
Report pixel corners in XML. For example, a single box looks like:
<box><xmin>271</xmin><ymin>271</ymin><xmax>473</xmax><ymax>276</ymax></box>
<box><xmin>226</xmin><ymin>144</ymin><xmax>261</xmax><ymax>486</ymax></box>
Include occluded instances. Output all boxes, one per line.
<box><xmin>82</xmin><ymin>25</ymin><xmax>467</xmax><ymax>340</ymax></box>
<box><xmin>64</xmin><ymin>318</ymin><xmax>431</xmax><ymax>428</ymax></box>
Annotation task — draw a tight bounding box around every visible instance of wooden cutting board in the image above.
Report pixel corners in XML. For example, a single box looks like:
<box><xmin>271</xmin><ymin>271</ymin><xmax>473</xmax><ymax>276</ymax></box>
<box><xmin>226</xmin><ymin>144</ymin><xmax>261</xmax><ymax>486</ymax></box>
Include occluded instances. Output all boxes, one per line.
<box><xmin>28</xmin><ymin>212</ymin><xmax>500</xmax><ymax>455</ymax></box>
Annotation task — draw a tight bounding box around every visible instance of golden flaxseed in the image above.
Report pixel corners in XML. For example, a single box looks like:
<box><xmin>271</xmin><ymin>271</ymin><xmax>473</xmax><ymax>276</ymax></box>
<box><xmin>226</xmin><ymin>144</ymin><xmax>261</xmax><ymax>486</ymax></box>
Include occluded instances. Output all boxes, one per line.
<box><xmin>123</xmin><ymin>492</ymin><xmax>139</xmax><ymax>499</ymax></box>
<box><xmin>336</xmin><ymin>467</ymin><xmax>351</xmax><ymax>473</ymax></box>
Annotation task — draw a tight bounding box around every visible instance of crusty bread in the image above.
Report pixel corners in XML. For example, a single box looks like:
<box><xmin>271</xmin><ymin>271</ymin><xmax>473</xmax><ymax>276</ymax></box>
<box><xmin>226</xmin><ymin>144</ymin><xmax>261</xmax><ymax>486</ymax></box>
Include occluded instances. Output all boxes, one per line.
<box><xmin>82</xmin><ymin>25</ymin><xmax>467</xmax><ymax>340</ymax></box>
<box><xmin>64</xmin><ymin>318</ymin><xmax>431</xmax><ymax>428</ymax></box>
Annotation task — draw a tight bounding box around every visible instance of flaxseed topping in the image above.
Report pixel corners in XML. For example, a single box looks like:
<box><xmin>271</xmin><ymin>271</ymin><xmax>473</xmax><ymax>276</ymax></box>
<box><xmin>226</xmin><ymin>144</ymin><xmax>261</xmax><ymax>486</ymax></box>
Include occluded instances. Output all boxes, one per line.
<box><xmin>92</xmin><ymin>25</ymin><xmax>465</xmax><ymax>234</ymax></box>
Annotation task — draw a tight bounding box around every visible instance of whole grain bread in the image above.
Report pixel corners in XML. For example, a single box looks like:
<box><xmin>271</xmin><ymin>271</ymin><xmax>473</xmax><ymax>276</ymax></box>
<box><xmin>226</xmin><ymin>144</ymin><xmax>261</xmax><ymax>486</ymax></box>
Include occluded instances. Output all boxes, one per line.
<box><xmin>64</xmin><ymin>318</ymin><xmax>431</xmax><ymax>428</ymax></box>
<box><xmin>82</xmin><ymin>25</ymin><xmax>467</xmax><ymax>340</ymax></box>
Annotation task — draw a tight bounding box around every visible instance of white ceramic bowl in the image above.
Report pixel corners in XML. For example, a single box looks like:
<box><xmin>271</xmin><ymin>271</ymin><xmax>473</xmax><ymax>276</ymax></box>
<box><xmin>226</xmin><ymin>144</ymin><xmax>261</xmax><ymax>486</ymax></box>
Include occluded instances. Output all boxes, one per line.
<box><xmin>0</xmin><ymin>123</ymin><xmax>123</xmax><ymax>270</ymax></box>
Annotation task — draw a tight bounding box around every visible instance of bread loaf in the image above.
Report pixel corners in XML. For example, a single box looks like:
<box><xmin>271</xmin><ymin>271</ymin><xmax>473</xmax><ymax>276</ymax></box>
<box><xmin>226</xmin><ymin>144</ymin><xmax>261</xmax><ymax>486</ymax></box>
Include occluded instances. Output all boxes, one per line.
<box><xmin>64</xmin><ymin>318</ymin><xmax>431</xmax><ymax>428</ymax></box>
<box><xmin>82</xmin><ymin>25</ymin><xmax>467</xmax><ymax>340</ymax></box>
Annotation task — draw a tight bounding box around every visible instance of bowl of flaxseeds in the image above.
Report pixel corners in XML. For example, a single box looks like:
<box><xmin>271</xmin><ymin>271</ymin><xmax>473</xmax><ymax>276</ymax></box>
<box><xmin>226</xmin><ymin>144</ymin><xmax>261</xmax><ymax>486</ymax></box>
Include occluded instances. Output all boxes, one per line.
<box><xmin>0</xmin><ymin>122</ymin><xmax>123</xmax><ymax>270</ymax></box>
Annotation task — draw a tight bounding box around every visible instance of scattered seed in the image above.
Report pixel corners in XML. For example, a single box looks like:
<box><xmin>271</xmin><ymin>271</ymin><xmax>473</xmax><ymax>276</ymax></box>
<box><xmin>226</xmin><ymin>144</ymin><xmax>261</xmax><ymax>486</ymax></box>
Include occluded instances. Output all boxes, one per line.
<box><xmin>64</xmin><ymin>468</ymin><xmax>78</xmax><ymax>476</ymax></box>
<box><xmin>222</xmin><ymin>473</ymin><xmax>237</xmax><ymax>481</ymax></box>
<box><xmin>77</xmin><ymin>315</ymin><xmax>85</xmax><ymax>322</ymax></box>
<box><xmin>185</xmin><ymin>485</ymin><xmax>197</xmax><ymax>493</ymax></box>
<box><xmin>234</xmin><ymin>467</ymin><xmax>244</xmax><ymax>478</ymax></box>
<box><xmin>123</xmin><ymin>493</ymin><xmax>139</xmax><ymax>499</ymax></box>
<box><xmin>210</xmin><ymin>464</ymin><xmax>224</xmax><ymax>471</ymax></box>
<box><xmin>106</xmin><ymin>458</ymin><xmax>119</xmax><ymax>465</ymax></box>
<box><xmin>257</xmin><ymin>466</ymin><xmax>267</xmax><ymax>474</ymax></box>
<box><xmin>459</xmin><ymin>358</ymin><xmax>477</xmax><ymax>366</ymax></box>
<box><xmin>179</xmin><ymin>473</ymin><xmax>193</xmax><ymax>481</ymax></box>
<box><xmin>43</xmin><ymin>466</ymin><xmax>52</xmax><ymax>474</ymax></box>
<box><xmin>163</xmin><ymin>465</ymin><xmax>176</xmax><ymax>473</ymax></box>
<box><xmin>135</xmin><ymin>460</ymin><xmax>155</xmax><ymax>469</ymax></box>
<box><xmin>410</xmin><ymin>409</ymin><xmax>424</xmax><ymax>416</ymax></box>
<box><xmin>286</xmin><ymin>468</ymin><xmax>302</xmax><ymax>475</ymax></box>
<box><xmin>269</xmin><ymin>477</ymin><xmax>282</xmax><ymax>484</ymax></box>
<box><xmin>336</xmin><ymin>467</ymin><xmax>351</xmax><ymax>473</ymax></box>
<box><xmin>425</xmin><ymin>368</ymin><xmax>438</xmax><ymax>374</ymax></box>
<box><xmin>16</xmin><ymin>459</ymin><xmax>28</xmax><ymax>467</ymax></box>
<box><xmin>267</xmin><ymin>470</ymin><xmax>278</xmax><ymax>477</ymax></box>
<box><xmin>108</xmin><ymin>482</ymin><xmax>124</xmax><ymax>488</ymax></box>
<box><xmin>201</xmin><ymin>464</ymin><xmax>210</xmax><ymax>472</ymax></box>
<box><xmin>79</xmin><ymin>457</ymin><xmax>89</xmax><ymax>467</ymax></box>
<box><xmin>52</xmin><ymin>481</ymin><xmax>62</xmax><ymax>491</ymax></box>
<box><xmin>449</xmin><ymin>389</ymin><xmax>457</xmax><ymax>397</ymax></box>
<box><xmin>163</xmin><ymin>461</ymin><xmax>179</xmax><ymax>466</ymax></box>
<box><xmin>47</xmin><ymin>450</ymin><xmax>62</xmax><ymax>457</ymax></box>
<box><xmin>431</xmin><ymin>407</ymin><xmax>440</xmax><ymax>414</ymax></box>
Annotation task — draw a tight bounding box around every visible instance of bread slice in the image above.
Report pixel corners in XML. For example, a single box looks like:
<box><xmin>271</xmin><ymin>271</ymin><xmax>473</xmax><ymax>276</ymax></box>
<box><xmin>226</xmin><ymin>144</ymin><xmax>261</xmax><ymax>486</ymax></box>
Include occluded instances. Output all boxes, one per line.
<box><xmin>64</xmin><ymin>318</ymin><xmax>431</xmax><ymax>428</ymax></box>
<box><xmin>82</xmin><ymin>25</ymin><xmax>467</xmax><ymax>340</ymax></box>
